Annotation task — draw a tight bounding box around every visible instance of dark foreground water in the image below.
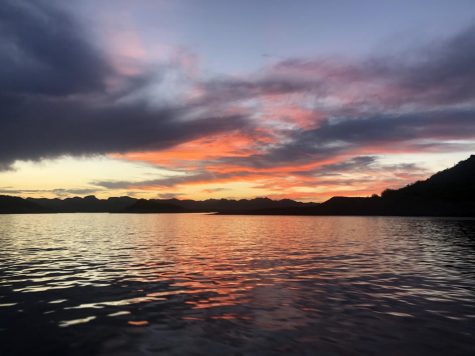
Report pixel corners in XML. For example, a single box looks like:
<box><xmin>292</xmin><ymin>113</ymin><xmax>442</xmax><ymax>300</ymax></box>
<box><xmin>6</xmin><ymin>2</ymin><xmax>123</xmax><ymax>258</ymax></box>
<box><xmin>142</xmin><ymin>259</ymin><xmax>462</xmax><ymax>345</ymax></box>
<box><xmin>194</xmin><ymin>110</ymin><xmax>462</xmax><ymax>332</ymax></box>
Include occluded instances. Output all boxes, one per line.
<box><xmin>0</xmin><ymin>214</ymin><xmax>474</xmax><ymax>355</ymax></box>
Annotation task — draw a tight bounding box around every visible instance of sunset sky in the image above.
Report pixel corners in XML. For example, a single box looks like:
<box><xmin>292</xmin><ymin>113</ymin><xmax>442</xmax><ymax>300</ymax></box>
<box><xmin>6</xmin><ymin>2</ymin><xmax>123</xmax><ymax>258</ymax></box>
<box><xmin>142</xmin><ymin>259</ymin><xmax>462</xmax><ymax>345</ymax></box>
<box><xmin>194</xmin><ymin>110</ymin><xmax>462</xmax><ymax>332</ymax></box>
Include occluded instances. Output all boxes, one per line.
<box><xmin>1</xmin><ymin>0</ymin><xmax>475</xmax><ymax>201</ymax></box>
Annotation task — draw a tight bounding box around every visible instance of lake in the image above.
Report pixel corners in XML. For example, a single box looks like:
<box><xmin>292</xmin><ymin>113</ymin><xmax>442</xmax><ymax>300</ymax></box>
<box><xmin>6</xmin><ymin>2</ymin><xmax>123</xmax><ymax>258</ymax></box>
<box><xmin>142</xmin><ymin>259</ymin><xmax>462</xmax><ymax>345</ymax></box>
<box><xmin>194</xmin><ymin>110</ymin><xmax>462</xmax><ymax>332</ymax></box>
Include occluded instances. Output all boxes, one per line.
<box><xmin>0</xmin><ymin>214</ymin><xmax>474</xmax><ymax>355</ymax></box>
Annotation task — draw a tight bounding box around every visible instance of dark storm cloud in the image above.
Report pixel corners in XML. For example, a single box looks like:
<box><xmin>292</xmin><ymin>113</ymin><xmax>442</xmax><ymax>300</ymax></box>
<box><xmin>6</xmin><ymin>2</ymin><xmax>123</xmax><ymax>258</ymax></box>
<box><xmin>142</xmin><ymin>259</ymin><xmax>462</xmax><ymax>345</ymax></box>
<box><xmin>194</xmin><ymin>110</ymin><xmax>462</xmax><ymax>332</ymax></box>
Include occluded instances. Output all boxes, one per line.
<box><xmin>0</xmin><ymin>1</ymin><xmax>249</xmax><ymax>170</ymax></box>
<box><xmin>0</xmin><ymin>1</ymin><xmax>112</xmax><ymax>96</ymax></box>
<box><xmin>0</xmin><ymin>93</ymin><xmax>246</xmax><ymax>169</ymax></box>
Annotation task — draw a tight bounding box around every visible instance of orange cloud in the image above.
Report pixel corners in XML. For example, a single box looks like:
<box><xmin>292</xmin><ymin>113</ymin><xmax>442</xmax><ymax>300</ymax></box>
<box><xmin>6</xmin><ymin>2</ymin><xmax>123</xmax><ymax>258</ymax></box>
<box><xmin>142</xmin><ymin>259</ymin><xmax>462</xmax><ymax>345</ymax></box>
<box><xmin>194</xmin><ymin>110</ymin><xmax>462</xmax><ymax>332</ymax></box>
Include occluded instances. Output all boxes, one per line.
<box><xmin>111</xmin><ymin>130</ymin><xmax>270</xmax><ymax>168</ymax></box>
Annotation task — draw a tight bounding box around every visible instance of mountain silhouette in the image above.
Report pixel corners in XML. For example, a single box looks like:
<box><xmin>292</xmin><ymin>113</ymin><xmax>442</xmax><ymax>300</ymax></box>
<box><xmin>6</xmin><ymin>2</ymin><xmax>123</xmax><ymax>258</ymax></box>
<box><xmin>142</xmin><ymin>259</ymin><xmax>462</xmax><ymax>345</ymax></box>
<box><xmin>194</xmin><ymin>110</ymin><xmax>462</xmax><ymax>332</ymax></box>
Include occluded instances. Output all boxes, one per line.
<box><xmin>0</xmin><ymin>155</ymin><xmax>474</xmax><ymax>216</ymax></box>
<box><xmin>30</xmin><ymin>196</ymin><xmax>137</xmax><ymax>212</ymax></box>
<box><xmin>0</xmin><ymin>195</ymin><xmax>314</xmax><ymax>214</ymax></box>
<box><xmin>381</xmin><ymin>155</ymin><xmax>475</xmax><ymax>201</ymax></box>
<box><xmin>120</xmin><ymin>199</ymin><xmax>184</xmax><ymax>213</ymax></box>
<box><xmin>235</xmin><ymin>155</ymin><xmax>475</xmax><ymax>216</ymax></box>
<box><xmin>0</xmin><ymin>195</ymin><xmax>48</xmax><ymax>214</ymax></box>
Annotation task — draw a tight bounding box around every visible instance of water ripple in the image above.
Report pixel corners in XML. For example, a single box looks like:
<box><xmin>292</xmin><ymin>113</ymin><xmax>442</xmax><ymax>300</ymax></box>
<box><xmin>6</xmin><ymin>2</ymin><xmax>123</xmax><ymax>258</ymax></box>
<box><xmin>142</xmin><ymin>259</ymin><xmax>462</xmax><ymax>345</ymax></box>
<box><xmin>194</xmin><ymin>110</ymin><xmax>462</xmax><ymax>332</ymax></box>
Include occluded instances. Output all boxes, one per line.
<box><xmin>0</xmin><ymin>214</ymin><xmax>474</xmax><ymax>355</ymax></box>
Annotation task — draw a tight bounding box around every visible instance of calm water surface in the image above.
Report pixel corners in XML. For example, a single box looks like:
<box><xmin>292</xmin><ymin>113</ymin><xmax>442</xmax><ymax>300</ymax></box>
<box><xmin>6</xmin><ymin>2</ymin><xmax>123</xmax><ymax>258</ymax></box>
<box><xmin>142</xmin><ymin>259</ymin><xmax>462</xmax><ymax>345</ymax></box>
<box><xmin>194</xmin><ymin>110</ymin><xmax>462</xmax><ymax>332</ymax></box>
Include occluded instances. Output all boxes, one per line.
<box><xmin>0</xmin><ymin>214</ymin><xmax>474</xmax><ymax>355</ymax></box>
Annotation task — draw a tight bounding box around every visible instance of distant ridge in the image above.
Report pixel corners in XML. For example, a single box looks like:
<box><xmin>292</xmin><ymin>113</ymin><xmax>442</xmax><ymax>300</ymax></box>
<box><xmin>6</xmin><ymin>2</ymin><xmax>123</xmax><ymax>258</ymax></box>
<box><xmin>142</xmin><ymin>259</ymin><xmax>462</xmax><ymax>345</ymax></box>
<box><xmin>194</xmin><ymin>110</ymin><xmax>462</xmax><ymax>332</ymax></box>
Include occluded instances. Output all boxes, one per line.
<box><xmin>231</xmin><ymin>155</ymin><xmax>475</xmax><ymax>216</ymax></box>
<box><xmin>120</xmin><ymin>199</ymin><xmax>184</xmax><ymax>213</ymax></box>
<box><xmin>0</xmin><ymin>195</ymin><xmax>48</xmax><ymax>214</ymax></box>
<box><xmin>0</xmin><ymin>195</ymin><xmax>316</xmax><ymax>214</ymax></box>
<box><xmin>0</xmin><ymin>155</ymin><xmax>474</xmax><ymax>216</ymax></box>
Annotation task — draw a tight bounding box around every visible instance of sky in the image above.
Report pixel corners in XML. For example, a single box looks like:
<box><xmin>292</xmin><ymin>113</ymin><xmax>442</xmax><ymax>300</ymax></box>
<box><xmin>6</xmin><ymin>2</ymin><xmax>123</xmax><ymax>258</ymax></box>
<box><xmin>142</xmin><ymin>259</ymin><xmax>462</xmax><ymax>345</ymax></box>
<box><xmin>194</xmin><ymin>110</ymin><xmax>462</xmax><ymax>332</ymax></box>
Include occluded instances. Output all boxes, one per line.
<box><xmin>1</xmin><ymin>0</ymin><xmax>475</xmax><ymax>202</ymax></box>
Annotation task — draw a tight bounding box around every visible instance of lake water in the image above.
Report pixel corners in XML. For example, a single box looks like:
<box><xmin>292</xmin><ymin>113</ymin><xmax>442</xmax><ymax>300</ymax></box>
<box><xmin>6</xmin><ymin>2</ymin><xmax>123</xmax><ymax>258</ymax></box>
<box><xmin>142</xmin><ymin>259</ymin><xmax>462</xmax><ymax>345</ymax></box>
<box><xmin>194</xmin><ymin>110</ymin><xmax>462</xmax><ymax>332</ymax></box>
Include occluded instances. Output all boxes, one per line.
<box><xmin>0</xmin><ymin>214</ymin><xmax>474</xmax><ymax>355</ymax></box>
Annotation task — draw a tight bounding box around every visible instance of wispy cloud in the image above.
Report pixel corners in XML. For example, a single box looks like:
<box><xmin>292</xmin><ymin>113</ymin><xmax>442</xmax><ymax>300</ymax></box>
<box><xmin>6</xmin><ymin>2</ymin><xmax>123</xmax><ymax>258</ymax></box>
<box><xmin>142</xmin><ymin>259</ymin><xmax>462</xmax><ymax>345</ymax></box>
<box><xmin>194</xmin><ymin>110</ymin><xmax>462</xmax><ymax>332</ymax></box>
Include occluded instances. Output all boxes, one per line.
<box><xmin>0</xmin><ymin>187</ymin><xmax>100</xmax><ymax>197</ymax></box>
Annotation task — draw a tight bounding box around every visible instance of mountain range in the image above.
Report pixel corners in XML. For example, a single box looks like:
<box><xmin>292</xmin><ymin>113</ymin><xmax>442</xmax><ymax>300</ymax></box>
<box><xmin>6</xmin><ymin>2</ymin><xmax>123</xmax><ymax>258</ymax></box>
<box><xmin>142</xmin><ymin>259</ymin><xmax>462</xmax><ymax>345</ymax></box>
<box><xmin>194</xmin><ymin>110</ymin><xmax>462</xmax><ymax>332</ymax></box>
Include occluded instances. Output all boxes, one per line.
<box><xmin>1</xmin><ymin>155</ymin><xmax>474</xmax><ymax>216</ymax></box>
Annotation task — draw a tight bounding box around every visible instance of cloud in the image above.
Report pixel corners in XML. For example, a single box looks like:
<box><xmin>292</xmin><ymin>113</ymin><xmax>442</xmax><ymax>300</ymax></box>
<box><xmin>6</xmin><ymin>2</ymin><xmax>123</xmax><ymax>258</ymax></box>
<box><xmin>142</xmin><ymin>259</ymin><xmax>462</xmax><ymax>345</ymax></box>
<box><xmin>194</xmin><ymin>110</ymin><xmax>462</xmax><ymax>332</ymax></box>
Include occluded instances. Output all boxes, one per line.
<box><xmin>218</xmin><ymin>109</ymin><xmax>475</xmax><ymax>169</ymax></box>
<box><xmin>0</xmin><ymin>94</ymin><xmax>246</xmax><ymax>169</ymax></box>
<box><xmin>0</xmin><ymin>187</ymin><xmax>100</xmax><ymax>197</ymax></box>
<box><xmin>92</xmin><ymin>171</ymin><xmax>255</xmax><ymax>190</ymax></box>
<box><xmin>156</xmin><ymin>193</ymin><xmax>181</xmax><ymax>199</ymax></box>
<box><xmin>302</xmin><ymin>156</ymin><xmax>428</xmax><ymax>179</ymax></box>
<box><xmin>90</xmin><ymin>155</ymin><xmax>428</xmax><ymax>202</ymax></box>
<box><xmin>197</xmin><ymin>23</ymin><xmax>475</xmax><ymax>112</ymax></box>
<box><xmin>0</xmin><ymin>1</ymin><xmax>112</xmax><ymax>96</ymax></box>
<box><xmin>1</xmin><ymin>1</ymin><xmax>474</xmax><ymax>201</ymax></box>
<box><xmin>370</xmin><ymin>23</ymin><xmax>475</xmax><ymax>106</ymax></box>
<box><xmin>0</xmin><ymin>1</ymin><xmax>249</xmax><ymax>170</ymax></box>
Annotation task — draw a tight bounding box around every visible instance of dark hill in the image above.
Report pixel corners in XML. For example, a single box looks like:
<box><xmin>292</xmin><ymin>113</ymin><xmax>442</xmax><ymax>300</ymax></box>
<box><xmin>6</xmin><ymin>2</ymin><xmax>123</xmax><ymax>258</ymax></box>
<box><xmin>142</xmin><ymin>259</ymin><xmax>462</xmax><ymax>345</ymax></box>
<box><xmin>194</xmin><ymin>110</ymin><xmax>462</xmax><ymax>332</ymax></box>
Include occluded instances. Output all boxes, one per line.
<box><xmin>156</xmin><ymin>197</ymin><xmax>316</xmax><ymax>212</ymax></box>
<box><xmin>382</xmin><ymin>155</ymin><xmax>475</xmax><ymax>202</ymax></box>
<box><xmin>219</xmin><ymin>155</ymin><xmax>475</xmax><ymax>216</ymax></box>
<box><xmin>120</xmin><ymin>199</ymin><xmax>184</xmax><ymax>213</ymax></box>
<box><xmin>0</xmin><ymin>195</ymin><xmax>48</xmax><ymax>213</ymax></box>
<box><xmin>0</xmin><ymin>195</ymin><xmax>313</xmax><ymax>214</ymax></box>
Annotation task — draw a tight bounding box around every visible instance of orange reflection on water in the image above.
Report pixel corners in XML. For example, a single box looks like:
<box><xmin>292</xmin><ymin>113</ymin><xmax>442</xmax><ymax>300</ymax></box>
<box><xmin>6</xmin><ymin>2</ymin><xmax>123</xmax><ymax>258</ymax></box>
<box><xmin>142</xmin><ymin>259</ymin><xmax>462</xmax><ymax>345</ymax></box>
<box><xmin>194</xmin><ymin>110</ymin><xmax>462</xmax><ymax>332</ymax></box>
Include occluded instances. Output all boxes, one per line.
<box><xmin>128</xmin><ymin>320</ymin><xmax>149</xmax><ymax>326</ymax></box>
<box><xmin>2</xmin><ymin>213</ymin><xmax>469</xmax><ymax>336</ymax></box>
